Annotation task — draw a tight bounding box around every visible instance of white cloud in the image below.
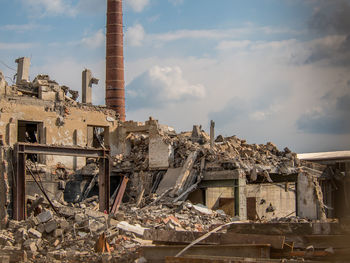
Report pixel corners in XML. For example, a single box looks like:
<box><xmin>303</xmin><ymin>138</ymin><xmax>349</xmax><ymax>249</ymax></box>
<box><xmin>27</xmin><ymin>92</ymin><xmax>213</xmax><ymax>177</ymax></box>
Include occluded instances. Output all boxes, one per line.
<box><xmin>126</xmin><ymin>0</ymin><xmax>150</xmax><ymax>12</ymax></box>
<box><xmin>149</xmin><ymin>66</ymin><xmax>205</xmax><ymax>100</ymax></box>
<box><xmin>127</xmin><ymin>65</ymin><xmax>206</xmax><ymax>110</ymax></box>
<box><xmin>125</xmin><ymin>31</ymin><xmax>350</xmax><ymax>152</ymax></box>
<box><xmin>22</xmin><ymin>0</ymin><xmax>77</xmax><ymax>17</ymax></box>
<box><xmin>81</xmin><ymin>29</ymin><xmax>105</xmax><ymax>49</ymax></box>
<box><xmin>126</xmin><ymin>24</ymin><xmax>145</xmax><ymax>47</ymax></box>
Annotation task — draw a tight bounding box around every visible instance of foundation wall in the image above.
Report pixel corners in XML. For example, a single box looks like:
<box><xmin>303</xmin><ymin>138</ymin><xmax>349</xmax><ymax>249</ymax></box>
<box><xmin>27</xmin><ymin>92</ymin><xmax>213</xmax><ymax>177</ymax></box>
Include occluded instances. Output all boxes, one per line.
<box><xmin>246</xmin><ymin>183</ymin><xmax>296</xmax><ymax>220</ymax></box>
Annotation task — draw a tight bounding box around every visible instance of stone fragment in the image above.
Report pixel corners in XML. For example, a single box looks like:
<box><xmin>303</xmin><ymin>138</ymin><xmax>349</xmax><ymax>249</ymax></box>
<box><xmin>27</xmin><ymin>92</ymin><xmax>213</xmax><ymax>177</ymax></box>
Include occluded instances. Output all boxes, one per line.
<box><xmin>23</xmin><ymin>239</ymin><xmax>38</xmax><ymax>252</ymax></box>
<box><xmin>58</xmin><ymin>218</ymin><xmax>70</xmax><ymax>231</ymax></box>
<box><xmin>28</xmin><ymin>228</ymin><xmax>42</xmax><ymax>238</ymax></box>
<box><xmin>36</xmin><ymin>224</ymin><xmax>45</xmax><ymax>233</ymax></box>
<box><xmin>37</xmin><ymin>210</ymin><xmax>53</xmax><ymax>223</ymax></box>
<box><xmin>45</xmin><ymin>220</ymin><xmax>58</xmax><ymax>233</ymax></box>
<box><xmin>192</xmin><ymin>204</ymin><xmax>213</xmax><ymax>215</ymax></box>
<box><xmin>53</xmin><ymin>229</ymin><xmax>63</xmax><ymax>237</ymax></box>
<box><xmin>53</xmin><ymin>239</ymin><xmax>60</xmax><ymax>247</ymax></box>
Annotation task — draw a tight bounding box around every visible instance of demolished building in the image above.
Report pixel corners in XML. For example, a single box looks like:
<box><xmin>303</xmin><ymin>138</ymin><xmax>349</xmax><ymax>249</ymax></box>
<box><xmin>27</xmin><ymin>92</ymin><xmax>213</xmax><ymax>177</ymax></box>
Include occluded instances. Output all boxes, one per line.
<box><xmin>0</xmin><ymin>0</ymin><xmax>349</xmax><ymax>261</ymax></box>
<box><xmin>1</xmin><ymin>60</ymin><xmax>349</xmax><ymax>261</ymax></box>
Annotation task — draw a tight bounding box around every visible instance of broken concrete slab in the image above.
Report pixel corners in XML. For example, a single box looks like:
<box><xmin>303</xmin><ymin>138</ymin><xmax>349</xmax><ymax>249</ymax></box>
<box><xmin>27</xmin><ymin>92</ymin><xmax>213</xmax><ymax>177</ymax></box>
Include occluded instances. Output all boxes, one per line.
<box><xmin>36</xmin><ymin>210</ymin><xmax>53</xmax><ymax>223</ymax></box>
<box><xmin>116</xmin><ymin>221</ymin><xmax>149</xmax><ymax>237</ymax></box>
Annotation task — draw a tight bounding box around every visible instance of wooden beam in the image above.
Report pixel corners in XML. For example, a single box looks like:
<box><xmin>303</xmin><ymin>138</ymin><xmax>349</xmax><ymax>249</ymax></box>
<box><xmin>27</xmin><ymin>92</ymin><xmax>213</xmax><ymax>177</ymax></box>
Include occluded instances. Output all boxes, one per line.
<box><xmin>140</xmin><ymin>244</ymin><xmax>270</xmax><ymax>263</ymax></box>
<box><xmin>144</xmin><ymin>229</ymin><xmax>285</xmax><ymax>249</ymax></box>
<box><xmin>165</xmin><ymin>255</ymin><xmax>326</xmax><ymax>263</ymax></box>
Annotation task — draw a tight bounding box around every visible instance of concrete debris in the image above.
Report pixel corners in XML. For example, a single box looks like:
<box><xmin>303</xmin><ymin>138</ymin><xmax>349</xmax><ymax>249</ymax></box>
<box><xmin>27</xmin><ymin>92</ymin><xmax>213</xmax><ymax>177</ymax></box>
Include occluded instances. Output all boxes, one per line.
<box><xmin>0</xmin><ymin>194</ymin><xmax>235</xmax><ymax>262</ymax></box>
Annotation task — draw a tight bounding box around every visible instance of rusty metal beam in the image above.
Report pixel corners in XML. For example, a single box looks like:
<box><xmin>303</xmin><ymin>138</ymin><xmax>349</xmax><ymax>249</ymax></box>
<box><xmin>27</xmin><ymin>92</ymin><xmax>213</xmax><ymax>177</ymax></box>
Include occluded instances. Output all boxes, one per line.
<box><xmin>13</xmin><ymin>143</ymin><xmax>110</xmax><ymax>220</ymax></box>
<box><xmin>99</xmin><ymin>157</ymin><xmax>110</xmax><ymax>213</ymax></box>
<box><xmin>13</xmin><ymin>147</ymin><xmax>25</xmax><ymax>221</ymax></box>
<box><xmin>111</xmin><ymin>176</ymin><xmax>128</xmax><ymax>214</ymax></box>
<box><xmin>16</xmin><ymin>143</ymin><xmax>108</xmax><ymax>158</ymax></box>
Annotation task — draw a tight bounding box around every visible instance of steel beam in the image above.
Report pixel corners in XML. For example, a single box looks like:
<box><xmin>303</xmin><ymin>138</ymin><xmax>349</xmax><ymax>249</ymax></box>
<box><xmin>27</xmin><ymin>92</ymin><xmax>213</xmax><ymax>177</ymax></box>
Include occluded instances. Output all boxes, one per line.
<box><xmin>16</xmin><ymin>143</ymin><xmax>108</xmax><ymax>158</ymax></box>
<box><xmin>111</xmin><ymin>176</ymin><xmax>128</xmax><ymax>214</ymax></box>
<box><xmin>99</xmin><ymin>157</ymin><xmax>110</xmax><ymax>213</ymax></box>
<box><xmin>13</xmin><ymin>146</ymin><xmax>26</xmax><ymax>221</ymax></box>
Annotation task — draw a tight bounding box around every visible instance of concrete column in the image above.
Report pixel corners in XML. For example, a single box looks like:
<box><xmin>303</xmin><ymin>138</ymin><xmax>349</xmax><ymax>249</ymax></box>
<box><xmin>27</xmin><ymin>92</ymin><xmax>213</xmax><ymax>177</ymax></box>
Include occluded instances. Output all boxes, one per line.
<box><xmin>210</xmin><ymin>120</ymin><xmax>215</xmax><ymax>148</ymax></box>
<box><xmin>82</xmin><ymin>69</ymin><xmax>92</xmax><ymax>104</ymax></box>
<box><xmin>15</xmin><ymin>57</ymin><xmax>30</xmax><ymax>85</ymax></box>
<box><xmin>82</xmin><ymin>69</ymin><xmax>99</xmax><ymax>104</ymax></box>
<box><xmin>7</xmin><ymin>119</ymin><xmax>16</xmax><ymax>146</ymax></box>
<box><xmin>238</xmin><ymin>174</ymin><xmax>247</xmax><ymax>220</ymax></box>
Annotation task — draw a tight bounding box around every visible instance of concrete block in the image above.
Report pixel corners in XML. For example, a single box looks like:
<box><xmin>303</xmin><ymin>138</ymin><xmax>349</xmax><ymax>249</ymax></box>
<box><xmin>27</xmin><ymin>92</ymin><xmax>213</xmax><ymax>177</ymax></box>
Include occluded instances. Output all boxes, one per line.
<box><xmin>37</xmin><ymin>210</ymin><xmax>53</xmax><ymax>223</ymax></box>
<box><xmin>58</xmin><ymin>206</ymin><xmax>77</xmax><ymax>217</ymax></box>
<box><xmin>45</xmin><ymin>220</ymin><xmax>58</xmax><ymax>233</ymax></box>
<box><xmin>36</xmin><ymin>224</ymin><xmax>45</xmax><ymax>233</ymax></box>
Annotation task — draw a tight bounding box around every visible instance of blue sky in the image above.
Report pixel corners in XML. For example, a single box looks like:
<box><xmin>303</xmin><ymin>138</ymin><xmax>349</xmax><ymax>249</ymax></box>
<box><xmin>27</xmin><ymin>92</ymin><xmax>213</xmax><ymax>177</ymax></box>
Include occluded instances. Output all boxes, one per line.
<box><xmin>1</xmin><ymin>0</ymin><xmax>350</xmax><ymax>153</ymax></box>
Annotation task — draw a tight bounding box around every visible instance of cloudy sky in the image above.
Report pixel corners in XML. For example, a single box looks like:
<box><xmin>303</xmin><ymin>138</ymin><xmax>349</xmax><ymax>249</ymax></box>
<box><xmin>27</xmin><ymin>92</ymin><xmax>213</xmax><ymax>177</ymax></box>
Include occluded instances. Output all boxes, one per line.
<box><xmin>1</xmin><ymin>0</ymin><xmax>350</xmax><ymax>153</ymax></box>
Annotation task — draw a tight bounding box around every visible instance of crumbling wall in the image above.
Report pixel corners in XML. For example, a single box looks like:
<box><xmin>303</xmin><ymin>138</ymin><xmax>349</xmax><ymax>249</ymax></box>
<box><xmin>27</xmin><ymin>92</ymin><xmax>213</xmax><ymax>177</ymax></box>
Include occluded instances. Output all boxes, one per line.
<box><xmin>206</xmin><ymin>187</ymin><xmax>234</xmax><ymax>211</ymax></box>
<box><xmin>149</xmin><ymin>128</ymin><xmax>174</xmax><ymax>169</ymax></box>
<box><xmin>0</xmin><ymin>71</ymin><xmax>7</xmax><ymax>92</ymax></box>
<box><xmin>0</xmin><ymin>97</ymin><xmax>118</xmax><ymax>169</ymax></box>
<box><xmin>246</xmin><ymin>183</ymin><xmax>296</xmax><ymax>220</ymax></box>
<box><xmin>115</xmin><ymin>118</ymin><xmax>175</xmax><ymax>171</ymax></box>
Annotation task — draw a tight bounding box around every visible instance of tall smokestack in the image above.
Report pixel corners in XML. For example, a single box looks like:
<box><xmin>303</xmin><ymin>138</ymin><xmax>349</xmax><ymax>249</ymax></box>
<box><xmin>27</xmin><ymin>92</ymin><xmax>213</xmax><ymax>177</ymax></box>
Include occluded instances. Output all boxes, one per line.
<box><xmin>106</xmin><ymin>0</ymin><xmax>126</xmax><ymax>121</ymax></box>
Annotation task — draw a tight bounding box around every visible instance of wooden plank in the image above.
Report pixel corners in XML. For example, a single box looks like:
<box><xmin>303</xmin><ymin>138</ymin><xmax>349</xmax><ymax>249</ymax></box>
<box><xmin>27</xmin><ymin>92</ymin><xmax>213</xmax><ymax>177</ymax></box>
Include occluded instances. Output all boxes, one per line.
<box><xmin>165</xmin><ymin>255</ymin><xmax>327</xmax><ymax>263</ymax></box>
<box><xmin>220</xmin><ymin>232</ymin><xmax>285</xmax><ymax>249</ymax></box>
<box><xmin>226</xmin><ymin>222</ymin><xmax>343</xmax><ymax>236</ymax></box>
<box><xmin>144</xmin><ymin>229</ymin><xmax>285</xmax><ymax>249</ymax></box>
<box><xmin>141</xmin><ymin>244</ymin><xmax>271</xmax><ymax>263</ymax></box>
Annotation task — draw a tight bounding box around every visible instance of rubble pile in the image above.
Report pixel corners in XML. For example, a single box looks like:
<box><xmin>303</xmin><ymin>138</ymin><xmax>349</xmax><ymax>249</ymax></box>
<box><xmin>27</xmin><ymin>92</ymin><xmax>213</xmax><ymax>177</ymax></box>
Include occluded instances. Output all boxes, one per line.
<box><xmin>117</xmin><ymin>129</ymin><xmax>300</xmax><ymax>176</ymax></box>
<box><xmin>0</xmin><ymin>194</ymin><xmax>231</xmax><ymax>262</ymax></box>
<box><xmin>174</xmin><ymin>131</ymin><xmax>299</xmax><ymax>170</ymax></box>
<box><xmin>119</xmin><ymin>201</ymin><xmax>231</xmax><ymax>232</ymax></box>
<box><xmin>111</xmin><ymin>127</ymin><xmax>302</xmax><ymax>210</ymax></box>
<box><xmin>115</xmin><ymin>133</ymin><xmax>150</xmax><ymax>171</ymax></box>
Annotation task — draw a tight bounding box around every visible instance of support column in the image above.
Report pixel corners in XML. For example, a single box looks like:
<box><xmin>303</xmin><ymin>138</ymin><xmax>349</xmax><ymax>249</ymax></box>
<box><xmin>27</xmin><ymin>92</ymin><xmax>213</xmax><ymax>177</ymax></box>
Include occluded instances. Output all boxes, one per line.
<box><xmin>13</xmin><ymin>145</ymin><xmax>25</xmax><ymax>221</ymax></box>
<box><xmin>210</xmin><ymin>120</ymin><xmax>215</xmax><ymax>149</ymax></box>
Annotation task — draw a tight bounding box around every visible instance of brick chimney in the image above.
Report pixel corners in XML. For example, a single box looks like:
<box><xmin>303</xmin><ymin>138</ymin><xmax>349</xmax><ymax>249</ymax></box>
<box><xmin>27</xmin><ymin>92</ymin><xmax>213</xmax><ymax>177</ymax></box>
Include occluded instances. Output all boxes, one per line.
<box><xmin>106</xmin><ymin>0</ymin><xmax>126</xmax><ymax>121</ymax></box>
